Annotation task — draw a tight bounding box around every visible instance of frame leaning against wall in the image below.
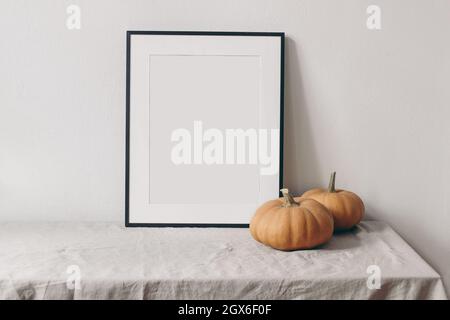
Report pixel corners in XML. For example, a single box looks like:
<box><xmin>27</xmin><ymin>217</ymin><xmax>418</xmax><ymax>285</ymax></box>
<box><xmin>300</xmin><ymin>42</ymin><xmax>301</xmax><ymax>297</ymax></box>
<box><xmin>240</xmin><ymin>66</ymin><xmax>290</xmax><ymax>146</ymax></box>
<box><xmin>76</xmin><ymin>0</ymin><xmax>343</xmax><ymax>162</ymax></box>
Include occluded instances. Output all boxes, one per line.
<box><xmin>125</xmin><ymin>31</ymin><xmax>285</xmax><ymax>227</ymax></box>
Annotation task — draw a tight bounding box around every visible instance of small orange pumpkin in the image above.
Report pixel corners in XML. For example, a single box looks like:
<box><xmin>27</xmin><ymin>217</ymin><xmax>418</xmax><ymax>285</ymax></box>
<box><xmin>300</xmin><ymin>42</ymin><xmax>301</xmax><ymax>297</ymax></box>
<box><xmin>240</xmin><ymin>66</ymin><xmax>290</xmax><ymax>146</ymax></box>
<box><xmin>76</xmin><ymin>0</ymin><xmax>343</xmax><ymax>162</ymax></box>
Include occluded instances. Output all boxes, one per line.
<box><xmin>250</xmin><ymin>189</ymin><xmax>334</xmax><ymax>251</ymax></box>
<box><xmin>302</xmin><ymin>172</ymin><xmax>364</xmax><ymax>231</ymax></box>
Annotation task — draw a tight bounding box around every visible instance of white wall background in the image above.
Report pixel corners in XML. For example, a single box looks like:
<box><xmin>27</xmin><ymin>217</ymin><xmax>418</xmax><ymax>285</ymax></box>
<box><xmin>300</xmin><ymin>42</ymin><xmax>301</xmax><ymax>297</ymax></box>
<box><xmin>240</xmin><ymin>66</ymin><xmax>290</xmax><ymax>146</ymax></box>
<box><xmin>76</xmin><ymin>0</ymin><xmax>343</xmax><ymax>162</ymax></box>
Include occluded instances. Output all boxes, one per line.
<box><xmin>0</xmin><ymin>0</ymin><xmax>449</xmax><ymax>295</ymax></box>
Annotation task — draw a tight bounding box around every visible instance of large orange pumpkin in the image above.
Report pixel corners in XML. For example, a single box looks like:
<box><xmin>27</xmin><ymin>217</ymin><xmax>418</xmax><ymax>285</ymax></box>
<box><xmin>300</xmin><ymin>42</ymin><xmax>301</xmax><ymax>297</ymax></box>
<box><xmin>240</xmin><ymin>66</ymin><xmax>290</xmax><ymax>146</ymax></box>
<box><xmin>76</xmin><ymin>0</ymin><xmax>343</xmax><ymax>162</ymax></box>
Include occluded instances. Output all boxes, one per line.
<box><xmin>250</xmin><ymin>189</ymin><xmax>334</xmax><ymax>251</ymax></box>
<box><xmin>302</xmin><ymin>172</ymin><xmax>364</xmax><ymax>231</ymax></box>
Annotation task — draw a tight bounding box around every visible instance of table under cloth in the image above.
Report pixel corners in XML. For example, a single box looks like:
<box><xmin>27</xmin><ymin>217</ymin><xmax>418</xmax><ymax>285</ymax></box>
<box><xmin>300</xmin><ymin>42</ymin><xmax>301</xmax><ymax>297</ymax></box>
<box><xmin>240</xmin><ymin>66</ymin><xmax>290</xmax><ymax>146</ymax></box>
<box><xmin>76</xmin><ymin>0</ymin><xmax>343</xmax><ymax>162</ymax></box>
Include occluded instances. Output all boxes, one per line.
<box><xmin>0</xmin><ymin>221</ymin><xmax>446</xmax><ymax>300</ymax></box>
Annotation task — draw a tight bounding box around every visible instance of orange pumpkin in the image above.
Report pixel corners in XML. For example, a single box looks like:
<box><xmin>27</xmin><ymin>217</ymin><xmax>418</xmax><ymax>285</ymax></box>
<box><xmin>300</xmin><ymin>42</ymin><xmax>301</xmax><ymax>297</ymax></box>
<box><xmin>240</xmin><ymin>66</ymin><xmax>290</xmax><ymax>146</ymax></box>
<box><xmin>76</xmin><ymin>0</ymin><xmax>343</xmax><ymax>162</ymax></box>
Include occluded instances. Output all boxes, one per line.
<box><xmin>302</xmin><ymin>172</ymin><xmax>364</xmax><ymax>231</ymax></box>
<box><xmin>250</xmin><ymin>189</ymin><xmax>334</xmax><ymax>251</ymax></box>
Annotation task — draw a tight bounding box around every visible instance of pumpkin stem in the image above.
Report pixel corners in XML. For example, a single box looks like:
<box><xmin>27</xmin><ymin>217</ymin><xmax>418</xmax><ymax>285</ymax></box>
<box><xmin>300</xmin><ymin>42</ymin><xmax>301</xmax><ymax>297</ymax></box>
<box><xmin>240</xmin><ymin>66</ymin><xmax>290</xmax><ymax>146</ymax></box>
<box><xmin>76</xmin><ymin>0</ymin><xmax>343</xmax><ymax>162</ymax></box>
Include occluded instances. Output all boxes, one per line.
<box><xmin>280</xmin><ymin>188</ymin><xmax>299</xmax><ymax>207</ymax></box>
<box><xmin>328</xmin><ymin>171</ymin><xmax>337</xmax><ymax>193</ymax></box>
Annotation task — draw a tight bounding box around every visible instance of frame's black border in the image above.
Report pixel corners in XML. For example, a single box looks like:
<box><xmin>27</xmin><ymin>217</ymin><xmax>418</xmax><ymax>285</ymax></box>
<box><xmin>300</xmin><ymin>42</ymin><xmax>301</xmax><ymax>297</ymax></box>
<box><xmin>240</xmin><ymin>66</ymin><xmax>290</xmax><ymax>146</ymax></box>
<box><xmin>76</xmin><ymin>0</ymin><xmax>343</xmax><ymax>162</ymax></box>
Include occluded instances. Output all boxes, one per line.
<box><xmin>125</xmin><ymin>31</ymin><xmax>285</xmax><ymax>228</ymax></box>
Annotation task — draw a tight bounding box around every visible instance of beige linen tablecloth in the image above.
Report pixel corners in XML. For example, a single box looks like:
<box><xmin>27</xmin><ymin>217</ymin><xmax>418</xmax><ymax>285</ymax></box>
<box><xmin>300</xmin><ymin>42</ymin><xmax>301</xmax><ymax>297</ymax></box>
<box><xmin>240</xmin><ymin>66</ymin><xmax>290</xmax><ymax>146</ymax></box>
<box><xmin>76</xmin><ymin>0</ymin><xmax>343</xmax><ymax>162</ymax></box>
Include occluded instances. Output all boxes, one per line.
<box><xmin>0</xmin><ymin>221</ymin><xmax>446</xmax><ymax>299</ymax></box>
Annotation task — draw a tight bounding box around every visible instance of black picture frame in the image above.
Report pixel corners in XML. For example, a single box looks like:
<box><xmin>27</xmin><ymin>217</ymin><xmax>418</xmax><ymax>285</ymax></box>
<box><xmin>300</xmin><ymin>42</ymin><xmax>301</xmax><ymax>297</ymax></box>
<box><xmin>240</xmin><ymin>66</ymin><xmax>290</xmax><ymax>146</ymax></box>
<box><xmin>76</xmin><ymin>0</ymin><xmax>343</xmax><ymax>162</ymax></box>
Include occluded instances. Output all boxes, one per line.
<box><xmin>125</xmin><ymin>31</ymin><xmax>285</xmax><ymax>228</ymax></box>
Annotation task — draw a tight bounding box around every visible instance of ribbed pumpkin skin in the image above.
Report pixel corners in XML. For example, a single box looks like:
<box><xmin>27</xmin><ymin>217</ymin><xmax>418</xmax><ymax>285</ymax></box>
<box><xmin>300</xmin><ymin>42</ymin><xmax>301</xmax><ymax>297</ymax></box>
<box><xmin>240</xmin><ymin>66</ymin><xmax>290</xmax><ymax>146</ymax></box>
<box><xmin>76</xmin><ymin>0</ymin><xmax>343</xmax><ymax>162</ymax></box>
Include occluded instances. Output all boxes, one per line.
<box><xmin>302</xmin><ymin>189</ymin><xmax>364</xmax><ymax>231</ymax></box>
<box><xmin>250</xmin><ymin>197</ymin><xmax>334</xmax><ymax>251</ymax></box>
